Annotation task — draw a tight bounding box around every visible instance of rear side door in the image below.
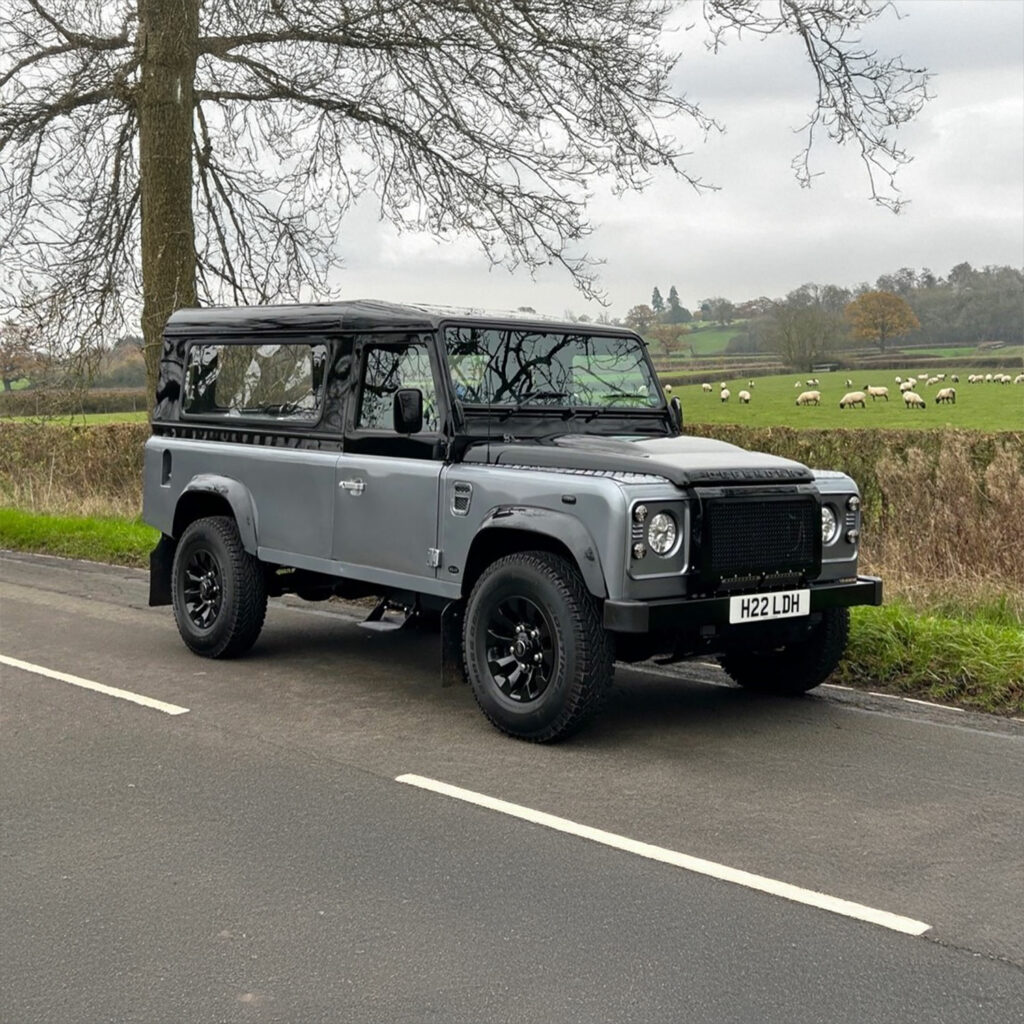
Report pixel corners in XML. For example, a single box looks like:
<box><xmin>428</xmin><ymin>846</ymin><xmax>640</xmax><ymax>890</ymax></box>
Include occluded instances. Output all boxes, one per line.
<box><xmin>332</xmin><ymin>335</ymin><xmax>448</xmax><ymax>592</ymax></box>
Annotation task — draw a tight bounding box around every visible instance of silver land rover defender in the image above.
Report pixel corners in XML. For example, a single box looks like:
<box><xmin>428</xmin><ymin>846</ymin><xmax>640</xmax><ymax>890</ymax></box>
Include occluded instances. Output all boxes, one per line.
<box><xmin>143</xmin><ymin>301</ymin><xmax>881</xmax><ymax>741</ymax></box>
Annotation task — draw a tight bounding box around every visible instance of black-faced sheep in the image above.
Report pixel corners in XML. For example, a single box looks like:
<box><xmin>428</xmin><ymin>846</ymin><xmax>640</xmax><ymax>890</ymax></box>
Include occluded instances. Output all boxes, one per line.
<box><xmin>935</xmin><ymin>387</ymin><xmax>956</xmax><ymax>404</ymax></box>
<box><xmin>902</xmin><ymin>391</ymin><xmax>926</xmax><ymax>409</ymax></box>
<box><xmin>795</xmin><ymin>390</ymin><xmax>821</xmax><ymax>406</ymax></box>
<box><xmin>863</xmin><ymin>385</ymin><xmax>889</xmax><ymax>401</ymax></box>
<box><xmin>840</xmin><ymin>391</ymin><xmax>867</xmax><ymax>409</ymax></box>
<box><xmin>720</xmin><ymin>388</ymin><xmax>731</xmax><ymax>402</ymax></box>
<box><xmin>738</xmin><ymin>389</ymin><xmax>751</xmax><ymax>404</ymax></box>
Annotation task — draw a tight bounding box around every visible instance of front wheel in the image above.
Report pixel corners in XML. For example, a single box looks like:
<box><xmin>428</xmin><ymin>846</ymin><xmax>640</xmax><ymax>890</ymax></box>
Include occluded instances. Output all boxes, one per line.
<box><xmin>172</xmin><ymin>516</ymin><xmax>268</xmax><ymax>658</ymax></box>
<box><xmin>463</xmin><ymin>551</ymin><xmax>613</xmax><ymax>742</ymax></box>
<box><xmin>718</xmin><ymin>607</ymin><xmax>849</xmax><ymax>695</ymax></box>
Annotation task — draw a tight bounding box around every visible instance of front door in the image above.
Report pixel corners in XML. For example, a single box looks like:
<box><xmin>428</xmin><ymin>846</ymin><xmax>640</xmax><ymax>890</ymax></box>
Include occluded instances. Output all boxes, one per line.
<box><xmin>332</xmin><ymin>336</ymin><xmax>446</xmax><ymax>590</ymax></box>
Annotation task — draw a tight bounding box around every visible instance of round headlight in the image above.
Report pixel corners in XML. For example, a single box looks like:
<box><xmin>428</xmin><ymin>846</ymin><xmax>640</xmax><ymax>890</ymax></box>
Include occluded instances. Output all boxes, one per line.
<box><xmin>647</xmin><ymin>511</ymin><xmax>678</xmax><ymax>556</ymax></box>
<box><xmin>821</xmin><ymin>504</ymin><xmax>839</xmax><ymax>544</ymax></box>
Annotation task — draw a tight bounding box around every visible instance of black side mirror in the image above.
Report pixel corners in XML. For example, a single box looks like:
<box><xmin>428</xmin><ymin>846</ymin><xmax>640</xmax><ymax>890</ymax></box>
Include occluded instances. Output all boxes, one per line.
<box><xmin>670</xmin><ymin>395</ymin><xmax>683</xmax><ymax>432</ymax></box>
<box><xmin>393</xmin><ymin>388</ymin><xmax>423</xmax><ymax>434</ymax></box>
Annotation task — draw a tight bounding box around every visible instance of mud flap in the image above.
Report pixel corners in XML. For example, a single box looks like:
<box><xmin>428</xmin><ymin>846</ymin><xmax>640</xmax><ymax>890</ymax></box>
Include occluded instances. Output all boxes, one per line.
<box><xmin>149</xmin><ymin>534</ymin><xmax>176</xmax><ymax>607</ymax></box>
<box><xmin>440</xmin><ymin>600</ymin><xmax>466</xmax><ymax>687</ymax></box>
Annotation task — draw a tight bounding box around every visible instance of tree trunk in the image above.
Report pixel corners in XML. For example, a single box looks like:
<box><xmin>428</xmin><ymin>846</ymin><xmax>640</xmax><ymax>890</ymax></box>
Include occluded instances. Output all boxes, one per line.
<box><xmin>137</xmin><ymin>0</ymin><xmax>199</xmax><ymax>397</ymax></box>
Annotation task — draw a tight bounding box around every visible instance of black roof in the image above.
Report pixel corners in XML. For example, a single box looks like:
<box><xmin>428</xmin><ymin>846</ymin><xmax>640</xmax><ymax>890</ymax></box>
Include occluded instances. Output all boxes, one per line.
<box><xmin>164</xmin><ymin>300</ymin><xmax>637</xmax><ymax>338</ymax></box>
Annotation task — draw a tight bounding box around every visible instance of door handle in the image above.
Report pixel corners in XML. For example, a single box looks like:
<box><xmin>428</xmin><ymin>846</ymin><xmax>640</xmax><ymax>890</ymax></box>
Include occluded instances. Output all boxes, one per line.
<box><xmin>339</xmin><ymin>478</ymin><xmax>366</xmax><ymax>495</ymax></box>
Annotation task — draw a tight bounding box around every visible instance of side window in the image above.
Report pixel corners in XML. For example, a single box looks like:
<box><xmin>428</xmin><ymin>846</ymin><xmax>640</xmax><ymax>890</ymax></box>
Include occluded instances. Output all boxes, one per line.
<box><xmin>183</xmin><ymin>341</ymin><xmax>328</xmax><ymax>421</ymax></box>
<box><xmin>356</xmin><ymin>343</ymin><xmax>440</xmax><ymax>432</ymax></box>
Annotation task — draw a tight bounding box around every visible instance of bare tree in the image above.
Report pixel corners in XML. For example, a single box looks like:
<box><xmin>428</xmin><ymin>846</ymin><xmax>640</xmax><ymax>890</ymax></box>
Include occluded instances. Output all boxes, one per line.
<box><xmin>765</xmin><ymin>284</ymin><xmax>848</xmax><ymax>370</ymax></box>
<box><xmin>0</xmin><ymin>319</ymin><xmax>41</xmax><ymax>390</ymax></box>
<box><xmin>1</xmin><ymin>0</ymin><xmax>930</xmax><ymax>393</ymax></box>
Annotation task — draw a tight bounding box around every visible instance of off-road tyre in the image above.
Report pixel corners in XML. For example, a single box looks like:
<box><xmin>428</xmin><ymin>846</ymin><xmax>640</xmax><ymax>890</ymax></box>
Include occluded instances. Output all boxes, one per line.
<box><xmin>172</xmin><ymin>515</ymin><xmax>268</xmax><ymax>658</ymax></box>
<box><xmin>464</xmin><ymin>551</ymin><xmax>613</xmax><ymax>742</ymax></box>
<box><xmin>718</xmin><ymin>607</ymin><xmax>849</xmax><ymax>695</ymax></box>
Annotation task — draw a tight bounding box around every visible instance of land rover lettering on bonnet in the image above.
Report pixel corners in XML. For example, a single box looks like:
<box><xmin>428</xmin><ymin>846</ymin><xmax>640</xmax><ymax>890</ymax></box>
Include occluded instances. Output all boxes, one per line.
<box><xmin>143</xmin><ymin>301</ymin><xmax>881</xmax><ymax>741</ymax></box>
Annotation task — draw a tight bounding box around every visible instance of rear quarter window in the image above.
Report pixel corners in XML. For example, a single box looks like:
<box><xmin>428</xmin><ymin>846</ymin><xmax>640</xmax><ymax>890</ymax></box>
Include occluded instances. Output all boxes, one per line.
<box><xmin>183</xmin><ymin>342</ymin><xmax>328</xmax><ymax>421</ymax></box>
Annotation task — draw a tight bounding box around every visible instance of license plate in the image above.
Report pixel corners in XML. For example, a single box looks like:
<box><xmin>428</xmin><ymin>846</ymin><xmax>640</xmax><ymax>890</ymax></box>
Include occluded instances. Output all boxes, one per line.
<box><xmin>729</xmin><ymin>589</ymin><xmax>810</xmax><ymax>624</ymax></box>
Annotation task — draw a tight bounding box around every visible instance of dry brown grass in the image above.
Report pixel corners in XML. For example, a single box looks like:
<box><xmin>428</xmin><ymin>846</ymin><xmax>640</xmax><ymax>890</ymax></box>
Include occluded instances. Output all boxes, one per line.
<box><xmin>1</xmin><ymin>421</ymin><xmax>1020</xmax><ymax>616</ymax></box>
<box><xmin>0</xmin><ymin>422</ymin><xmax>148</xmax><ymax>519</ymax></box>
<box><xmin>867</xmin><ymin>433</ymin><xmax>1023</xmax><ymax>615</ymax></box>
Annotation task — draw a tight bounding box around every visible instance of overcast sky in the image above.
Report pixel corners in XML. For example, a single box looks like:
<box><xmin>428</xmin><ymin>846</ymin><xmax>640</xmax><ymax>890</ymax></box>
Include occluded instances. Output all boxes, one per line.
<box><xmin>332</xmin><ymin>0</ymin><xmax>1024</xmax><ymax>319</ymax></box>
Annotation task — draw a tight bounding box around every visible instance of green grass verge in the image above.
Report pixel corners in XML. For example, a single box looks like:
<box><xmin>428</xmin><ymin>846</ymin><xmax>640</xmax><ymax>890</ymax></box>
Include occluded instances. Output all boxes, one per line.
<box><xmin>836</xmin><ymin>603</ymin><xmax>1023</xmax><ymax>716</ymax></box>
<box><xmin>2</xmin><ymin>508</ymin><xmax>1020</xmax><ymax>716</ymax></box>
<box><xmin>0</xmin><ymin>507</ymin><xmax>159</xmax><ymax>568</ymax></box>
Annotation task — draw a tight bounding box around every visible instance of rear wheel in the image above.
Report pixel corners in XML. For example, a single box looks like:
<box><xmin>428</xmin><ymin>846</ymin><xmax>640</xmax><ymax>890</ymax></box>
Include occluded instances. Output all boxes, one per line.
<box><xmin>464</xmin><ymin>551</ymin><xmax>612</xmax><ymax>742</ymax></box>
<box><xmin>718</xmin><ymin>607</ymin><xmax>849</xmax><ymax>695</ymax></box>
<box><xmin>172</xmin><ymin>516</ymin><xmax>267</xmax><ymax>658</ymax></box>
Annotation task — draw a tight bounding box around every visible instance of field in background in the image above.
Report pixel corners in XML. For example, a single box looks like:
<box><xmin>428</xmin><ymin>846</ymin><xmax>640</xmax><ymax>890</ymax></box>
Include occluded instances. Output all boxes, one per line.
<box><xmin>665</xmin><ymin>368</ymin><xmax>1023</xmax><ymax>432</ymax></box>
<box><xmin>3</xmin><ymin>410</ymin><xmax>150</xmax><ymax>426</ymax></box>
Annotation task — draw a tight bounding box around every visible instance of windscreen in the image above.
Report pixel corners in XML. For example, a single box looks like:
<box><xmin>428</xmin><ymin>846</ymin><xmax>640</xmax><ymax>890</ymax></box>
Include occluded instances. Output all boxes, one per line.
<box><xmin>444</xmin><ymin>327</ymin><xmax>661</xmax><ymax>408</ymax></box>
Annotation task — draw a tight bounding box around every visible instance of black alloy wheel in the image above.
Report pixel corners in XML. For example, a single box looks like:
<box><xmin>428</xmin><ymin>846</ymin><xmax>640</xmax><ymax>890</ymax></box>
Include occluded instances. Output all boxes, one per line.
<box><xmin>464</xmin><ymin>550</ymin><xmax>613</xmax><ymax>742</ymax></box>
<box><xmin>182</xmin><ymin>547</ymin><xmax>223</xmax><ymax>630</ymax></box>
<box><xmin>483</xmin><ymin>594</ymin><xmax>556</xmax><ymax>704</ymax></box>
<box><xmin>171</xmin><ymin>515</ymin><xmax>268</xmax><ymax>658</ymax></box>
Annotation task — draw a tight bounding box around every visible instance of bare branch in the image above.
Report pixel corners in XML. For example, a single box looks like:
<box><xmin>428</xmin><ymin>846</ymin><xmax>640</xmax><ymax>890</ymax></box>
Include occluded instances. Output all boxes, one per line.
<box><xmin>1</xmin><ymin>0</ymin><xmax>931</xmax><ymax>394</ymax></box>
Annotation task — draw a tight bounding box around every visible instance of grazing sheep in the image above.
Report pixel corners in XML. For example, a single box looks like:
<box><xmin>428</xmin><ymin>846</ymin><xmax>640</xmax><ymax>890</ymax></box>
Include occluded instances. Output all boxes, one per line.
<box><xmin>747</xmin><ymin>379</ymin><xmax>755</xmax><ymax>388</ymax></box>
<box><xmin>998</xmin><ymin>373</ymin><xmax>1012</xmax><ymax>384</ymax></box>
<box><xmin>839</xmin><ymin>391</ymin><xmax>867</xmax><ymax>409</ymax></box>
<box><xmin>702</xmin><ymin>382</ymin><xmax>712</xmax><ymax>392</ymax></box>
<box><xmin>984</xmin><ymin>373</ymin><xmax>993</xmax><ymax>382</ymax></box>
<box><xmin>899</xmin><ymin>380</ymin><xmax>915</xmax><ymax>393</ymax></box>
<box><xmin>794</xmin><ymin>380</ymin><xmax>802</xmax><ymax>387</ymax></box>
<box><xmin>738</xmin><ymin>389</ymin><xmax>751</xmax><ymax>404</ymax></box>
<box><xmin>926</xmin><ymin>376</ymin><xmax>940</xmax><ymax>387</ymax></box>
<box><xmin>863</xmin><ymin>385</ymin><xmax>889</xmax><ymax>401</ymax></box>
<box><xmin>968</xmin><ymin>374</ymin><xmax>981</xmax><ymax>384</ymax></box>
<box><xmin>1015</xmin><ymin>374</ymin><xmax>1024</xmax><ymax>385</ymax></box>
<box><xmin>720</xmin><ymin>388</ymin><xmax>731</xmax><ymax>402</ymax></box>
<box><xmin>902</xmin><ymin>391</ymin><xmax>926</xmax><ymax>409</ymax></box>
<box><xmin>664</xmin><ymin>384</ymin><xmax>673</xmax><ymax>394</ymax></box>
<box><xmin>845</xmin><ymin>378</ymin><xmax>854</xmax><ymax>387</ymax></box>
<box><xmin>795</xmin><ymin>390</ymin><xmax>821</xmax><ymax>406</ymax></box>
<box><xmin>906</xmin><ymin>377</ymin><xmax>917</xmax><ymax>388</ymax></box>
<box><xmin>951</xmin><ymin>374</ymin><xmax>959</xmax><ymax>383</ymax></box>
<box><xmin>935</xmin><ymin>387</ymin><xmax>956</xmax><ymax>404</ymax></box>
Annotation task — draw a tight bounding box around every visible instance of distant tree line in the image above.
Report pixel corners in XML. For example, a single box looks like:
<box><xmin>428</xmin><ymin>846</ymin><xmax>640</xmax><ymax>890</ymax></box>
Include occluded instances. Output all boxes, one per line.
<box><xmin>628</xmin><ymin>263</ymin><xmax>1022</xmax><ymax>370</ymax></box>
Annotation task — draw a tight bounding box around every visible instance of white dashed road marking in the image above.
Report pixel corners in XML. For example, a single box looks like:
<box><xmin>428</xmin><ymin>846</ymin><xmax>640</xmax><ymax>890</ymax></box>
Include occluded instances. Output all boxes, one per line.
<box><xmin>396</xmin><ymin>773</ymin><xmax>931</xmax><ymax>937</ymax></box>
<box><xmin>0</xmin><ymin>654</ymin><xmax>190</xmax><ymax>716</ymax></box>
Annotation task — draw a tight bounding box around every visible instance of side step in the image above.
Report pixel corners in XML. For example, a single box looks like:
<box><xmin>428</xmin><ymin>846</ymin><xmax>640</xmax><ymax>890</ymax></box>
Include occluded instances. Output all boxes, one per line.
<box><xmin>356</xmin><ymin>597</ymin><xmax>405</xmax><ymax>632</ymax></box>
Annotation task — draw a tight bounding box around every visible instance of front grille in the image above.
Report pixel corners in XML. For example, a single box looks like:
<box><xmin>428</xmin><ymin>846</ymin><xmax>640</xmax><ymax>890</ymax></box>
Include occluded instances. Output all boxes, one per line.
<box><xmin>700</xmin><ymin>494</ymin><xmax>820</xmax><ymax>583</ymax></box>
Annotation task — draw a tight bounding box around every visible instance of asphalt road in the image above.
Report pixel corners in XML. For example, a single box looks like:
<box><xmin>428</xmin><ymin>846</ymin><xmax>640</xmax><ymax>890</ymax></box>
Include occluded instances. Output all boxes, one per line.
<box><xmin>2</xmin><ymin>551</ymin><xmax>1022</xmax><ymax>1023</ymax></box>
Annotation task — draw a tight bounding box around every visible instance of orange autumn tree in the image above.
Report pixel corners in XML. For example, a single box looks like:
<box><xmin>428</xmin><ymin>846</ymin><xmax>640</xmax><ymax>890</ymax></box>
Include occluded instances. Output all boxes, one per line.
<box><xmin>844</xmin><ymin>291</ymin><xmax>920</xmax><ymax>353</ymax></box>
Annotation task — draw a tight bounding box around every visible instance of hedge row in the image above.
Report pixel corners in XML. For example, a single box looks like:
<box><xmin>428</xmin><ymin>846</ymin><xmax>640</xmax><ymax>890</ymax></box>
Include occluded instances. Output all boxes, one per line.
<box><xmin>0</xmin><ymin>387</ymin><xmax>149</xmax><ymax>416</ymax></box>
<box><xmin>1</xmin><ymin>421</ymin><xmax>1020</xmax><ymax>594</ymax></box>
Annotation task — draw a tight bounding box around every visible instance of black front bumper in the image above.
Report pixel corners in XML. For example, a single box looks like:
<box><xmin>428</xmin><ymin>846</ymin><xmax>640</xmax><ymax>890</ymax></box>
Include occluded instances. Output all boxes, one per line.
<box><xmin>603</xmin><ymin>576</ymin><xmax>882</xmax><ymax>634</ymax></box>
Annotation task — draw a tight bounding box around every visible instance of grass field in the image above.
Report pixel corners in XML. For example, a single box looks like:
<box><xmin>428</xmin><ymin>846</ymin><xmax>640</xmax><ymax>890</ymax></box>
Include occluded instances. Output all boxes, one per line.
<box><xmin>667</xmin><ymin>368</ymin><xmax>1024</xmax><ymax>431</ymax></box>
<box><xmin>2</xmin><ymin>410</ymin><xmax>150</xmax><ymax>425</ymax></box>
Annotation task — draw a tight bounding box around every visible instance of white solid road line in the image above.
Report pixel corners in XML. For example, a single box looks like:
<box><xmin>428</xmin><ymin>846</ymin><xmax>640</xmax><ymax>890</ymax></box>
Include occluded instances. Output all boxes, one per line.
<box><xmin>396</xmin><ymin>773</ymin><xmax>931</xmax><ymax>937</ymax></box>
<box><xmin>0</xmin><ymin>654</ymin><xmax>190</xmax><ymax>716</ymax></box>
